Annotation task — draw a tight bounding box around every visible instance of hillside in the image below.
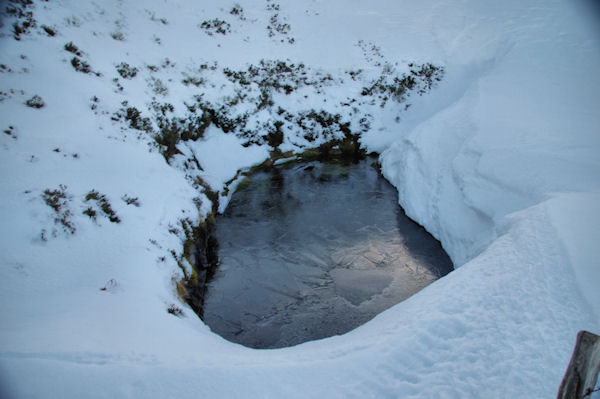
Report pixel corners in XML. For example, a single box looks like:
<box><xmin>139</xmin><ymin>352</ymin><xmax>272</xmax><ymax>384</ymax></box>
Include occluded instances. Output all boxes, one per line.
<box><xmin>1</xmin><ymin>0</ymin><xmax>599</xmax><ymax>397</ymax></box>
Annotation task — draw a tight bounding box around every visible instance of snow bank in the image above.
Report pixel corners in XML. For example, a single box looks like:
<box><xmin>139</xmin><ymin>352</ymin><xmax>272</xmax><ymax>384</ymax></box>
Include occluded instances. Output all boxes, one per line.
<box><xmin>1</xmin><ymin>0</ymin><xmax>599</xmax><ymax>398</ymax></box>
<box><xmin>378</xmin><ymin>0</ymin><xmax>600</xmax><ymax>315</ymax></box>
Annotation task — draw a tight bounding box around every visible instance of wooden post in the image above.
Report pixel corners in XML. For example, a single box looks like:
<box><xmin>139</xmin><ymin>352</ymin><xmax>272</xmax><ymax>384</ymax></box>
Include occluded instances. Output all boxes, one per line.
<box><xmin>557</xmin><ymin>330</ymin><xmax>600</xmax><ymax>399</ymax></box>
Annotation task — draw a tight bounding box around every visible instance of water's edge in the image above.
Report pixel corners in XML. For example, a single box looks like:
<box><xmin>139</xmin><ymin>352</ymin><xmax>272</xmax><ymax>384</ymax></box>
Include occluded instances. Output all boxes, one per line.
<box><xmin>190</xmin><ymin>156</ymin><xmax>453</xmax><ymax>349</ymax></box>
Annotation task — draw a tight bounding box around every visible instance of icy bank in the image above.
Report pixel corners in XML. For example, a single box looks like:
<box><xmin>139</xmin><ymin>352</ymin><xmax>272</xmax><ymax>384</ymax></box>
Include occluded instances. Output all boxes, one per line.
<box><xmin>377</xmin><ymin>0</ymin><xmax>600</xmax><ymax>320</ymax></box>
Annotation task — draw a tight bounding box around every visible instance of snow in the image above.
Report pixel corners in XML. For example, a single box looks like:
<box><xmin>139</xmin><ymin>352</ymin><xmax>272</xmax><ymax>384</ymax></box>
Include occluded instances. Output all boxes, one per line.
<box><xmin>181</xmin><ymin>125</ymin><xmax>269</xmax><ymax>212</ymax></box>
<box><xmin>1</xmin><ymin>0</ymin><xmax>599</xmax><ymax>398</ymax></box>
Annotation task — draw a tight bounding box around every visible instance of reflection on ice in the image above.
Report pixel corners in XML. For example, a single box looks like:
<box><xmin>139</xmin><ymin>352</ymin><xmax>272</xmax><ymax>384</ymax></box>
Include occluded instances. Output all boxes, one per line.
<box><xmin>203</xmin><ymin>157</ymin><xmax>453</xmax><ymax>349</ymax></box>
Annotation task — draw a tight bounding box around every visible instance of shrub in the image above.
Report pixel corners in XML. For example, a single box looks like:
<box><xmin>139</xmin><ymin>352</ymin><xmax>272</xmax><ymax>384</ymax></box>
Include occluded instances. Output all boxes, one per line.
<box><xmin>99</xmin><ymin>199</ymin><xmax>120</xmax><ymax>223</ymax></box>
<box><xmin>5</xmin><ymin>0</ymin><xmax>36</xmax><ymax>40</ymax></box>
<box><xmin>25</xmin><ymin>95</ymin><xmax>44</xmax><ymax>108</ymax></box>
<box><xmin>83</xmin><ymin>206</ymin><xmax>97</xmax><ymax>220</ymax></box>
<box><xmin>149</xmin><ymin>77</ymin><xmax>168</xmax><ymax>96</ymax></box>
<box><xmin>155</xmin><ymin>124</ymin><xmax>181</xmax><ymax>161</ymax></box>
<box><xmin>121</xmin><ymin>194</ymin><xmax>140</xmax><ymax>207</ymax></box>
<box><xmin>85</xmin><ymin>189</ymin><xmax>101</xmax><ymax>201</ymax></box>
<box><xmin>43</xmin><ymin>186</ymin><xmax>67</xmax><ymax>213</ymax></box>
<box><xmin>41</xmin><ymin>25</ymin><xmax>56</xmax><ymax>36</ymax></box>
<box><xmin>265</xmin><ymin>121</ymin><xmax>284</xmax><ymax>147</ymax></box>
<box><xmin>42</xmin><ymin>184</ymin><xmax>75</xmax><ymax>234</ymax></box>
<box><xmin>64</xmin><ymin>42</ymin><xmax>82</xmax><ymax>56</ymax></box>
<box><xmin>168</xmin><ymin>304</ymin><xmax>183</xmax><ymax>316</ymax></box>
<box><xmin>230</xmin><ymin>4</ymin><xmax>245</xmax><ymax>20</ymax></box>
<box><xmin>126</xmin><ymin>107</ymin><xmax>152</xmax><ymax>131</ymax></box>
<box><xmin>12</xmin><ymin>18</ymin><xmax>35</xmax><ymax>40</ymax></box>
<box><xmin>115</xmin><ymin>62</ymin><xmax>138</xmax><ymax>79</ymax></box>
<box><xmin>90</xmin><ymin>96</ymin><xmax>99</xmax><ymax>110</ymax></box>
<box><xmin>112</xmin><ymin>105</ymin><xmax>152</xmax><ymax>132</ymax></box>
<box><xmin>199</xmin><ymin>19</ymin><xmax>230</xmax><ymax>35</ymax></box>
<box><xmin>111</xmin><ymin>31</ymin><xmax>125</xmax><ymax>41</ymax></box>
<box><xmin>182</xmin><ymin>75</ymin><xmax>205</xmax><ymax>87</ymax></box>
<box><xmin>71</xmin><ymin>57</ymin><xmax>91</xmax><ymax>74</ymax></box>
<box><xmin>4</xmin><ymin>126</ymin><xmax>15</xmax><ymax>137</ymax></box>
<box><xmin>84</xmin><ymin>190</ymin><xmax>121</xmax><ymax>223</ymax></box>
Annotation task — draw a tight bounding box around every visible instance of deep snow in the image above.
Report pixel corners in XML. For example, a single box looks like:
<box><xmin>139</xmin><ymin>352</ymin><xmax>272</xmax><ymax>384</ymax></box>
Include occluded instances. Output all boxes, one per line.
<box><xmin>1</xmin><ymin>0</ymin><xmax>599</xmax><ymax>398</ymax></box>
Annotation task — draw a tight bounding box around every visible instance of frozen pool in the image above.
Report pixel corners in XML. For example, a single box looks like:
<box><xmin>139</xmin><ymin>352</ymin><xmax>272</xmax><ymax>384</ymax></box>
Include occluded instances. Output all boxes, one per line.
<box><xmin>202</xmin><ymin>157</ymin><xmax>453</xmax><ymax>348</ymax></box>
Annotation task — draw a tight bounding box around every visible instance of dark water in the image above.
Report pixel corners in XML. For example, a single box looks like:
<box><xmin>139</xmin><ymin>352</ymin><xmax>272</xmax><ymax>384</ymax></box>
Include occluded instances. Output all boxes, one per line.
<box><xmin>203</xmin><ymin>157</ymin><xmax>453</xmax><ymax>349</ymax></box>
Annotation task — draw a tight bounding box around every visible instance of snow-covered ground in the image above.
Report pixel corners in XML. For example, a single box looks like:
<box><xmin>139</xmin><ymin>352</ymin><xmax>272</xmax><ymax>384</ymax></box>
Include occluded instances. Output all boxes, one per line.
<box><xmin>1</xmin><ymin>0</ymin><xmax>599</xmax><ymax>397</ymax></box>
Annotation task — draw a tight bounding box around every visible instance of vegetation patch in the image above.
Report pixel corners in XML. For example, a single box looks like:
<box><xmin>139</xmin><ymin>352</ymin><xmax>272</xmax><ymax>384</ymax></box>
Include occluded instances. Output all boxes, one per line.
<box><xmin>71</xmin><ymin>57</ymin><xmax>92</xmax><ymax>74</ymax></box>
<box><xmin>265</xmin><ymin>2</ymin><xmax>294</xmax><ymax>43</ymax></box>
<box><xmin>68</xmin><ymin>46</ymin><xmax>101</xmax><ymax>76</ymax></box>
<box><xmin>181</xmin><ymin>74</ymin><xmax>205</xmax><ymax>87</ymax></box>
<box><xmin>230</xmin><ymin>4</ymin><xmax>246</xmax><ymax>20</ymax></box>
<box><xmin>84</xmin><ymin>190</ymin><xmax>121</xmax><ymax>223</ymax></box>
<box><xmin>177</xmin><ymin>213</ymin><xmax>219</xmax><ymax>318</ymax></box>
<box><xmin>167</xmin><ymin>304</ymin><xmax>184</xmax><ymax>316</ymax></box>
<box><xmin>41</xmin><ymin>184</ymin><xmax>75</xmax><ymax>238</ymax></box>
<box><xmin>6</xmin><ymin>0</ymin><xmax>37</xmax><ymax>41</ymax></box>
<box><xmin>199</xmin><ymin>19</ymin><xmax>231</xmax><ymax>36</ymax></box>
<box><xmin>110</xmin><ymin>53</ymin><xmax>443</xmax><ymax>167</ymax></box>
<box><xmin>148</xmin><ymin>77</ymin><xmax>168</xmax><ymax>96</ymax></box>
<box><xmin>64</xmin><ymin>42</ymin><xmax>83</xmax><ymax>57</ymax></box>
<box><xmin>121</xmin><ymin>194</ymin><xmax>140</xmax><ymax>207</ymax></box>
<box><xmin>41</xmin><ymin>25</ymin><xmax>56</xmax><ymax>37</ymax></box>
<box><xmin>112</xmin><ymin>102</ymin><xmax>153</xmax><ymax>132</ymax></box>
<box><xmin>111</xmin><ymin>31</ymin><xmax>125</xmax><ymax>41</ymax></box>
<box><xmin>115</xmin><ymin>62</ymin><xmax>138</xmax><ymax>79</ymax></box>
<box><xmin>25</xmin><ymin>94</ymin><xmax>44</xmax><ymax>108</ymax></box>
<box><xmin>4</xmin><ymin>125</ymin><xmax>16</xmax><ymax>139</ymax></box>
<box><xmin>360</xmin><ymin>62</ymin><xmax>444</xmax><ymax>107</ymax></box>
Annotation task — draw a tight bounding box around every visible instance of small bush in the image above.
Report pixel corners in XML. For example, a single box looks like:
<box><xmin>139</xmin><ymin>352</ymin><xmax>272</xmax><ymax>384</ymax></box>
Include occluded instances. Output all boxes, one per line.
<box><xmin>167</xmin><ymin>304</ymin><xmax>183</xmax><ymax>316</ymax></box>
<box><xmin>4</xmin><ymin>126</ymin><xmax>15</xmax><ymax>137</ymax></box>
<box><xmin>112</xmin><ymin>78</ymin><xmax>124</xmax><ymax>92</ymax></box>
<box><xmin>85</xmin><ymin>189</ymin><xmax>101</xmax><ymax>201</ymax></box>
<box><xmin>265</xmin><ymin>121</ymin><xmax>284</xmax><ymax>147</ymax></box>
<box><xmin>111</xmin><ymin>31</ymin><xmax>125</xmax><ymax>41</ymax></box>
<box><xmin>83</xmin><ymin>206</ymin><xmax>97</xmax><ymax>221</ymax></box>
<box><xmin>155</xmin><ymin>124</ymin><xmax>181</xmax><ymax>161</ymax></box>
<box><xmin>199</xmin><ymin>19</ymin><xmax>230</xmax><ymax>36</ymax></box>
<box><xmin>84</xmin><ymin>190</ymin><xmax>121</xmax><ymax>223</ymax></box>
<box><xmin>230</xmin><ymin>4</ymin><xmax>245</xmax><ymax>19</ymax></box>
<box><xmin>125</xmin><ymin>107</ymin><xmax>152</xmax><ymax>131</ymax></box>
<box><xmin>99</xmin><ymin>198</ymin><xmax>120</xmax><ymax>223</ymax></box>
<box><xmin>64</xmin><ymin>42</ymin><xmax>82</xmax><ymax>56</ymax></box>
<box><xmin>12</xmin><ymin>15</ymin><xmax>36</xmax><ymax>41</ymax></box>
<box><xmin>149</xmin><ymin>77</ymin><xmax>168</xmax><ymax>96</ymax></box>
<box><xmin>115</xmin><ymin>62</ymin><xmax>138</xmax><ymax>79</ymax></box>
<box><xmin>25</xmin><ymin>95</ymin><xmax>44</xmax><ymax>108</ymax></box>
<box><xmin>42</xmin><ymin>184</ymin><xmax>75</xmax><ymax>234</ymax></box>
<box><xmin>121</xmin><ymin>195</ymin><xmax>140</xmax><ymax>207</ymax></box>
<box><xmin>90</xmin><ymin>96</ymin><xmax>99</xmax><ymax>110</ymax></box>
<box><xmin>112</xmin><ymin>104</ymin><xmax>153</xmax><ymax>132</ymax></box>
<box><xmin>267</xmin><ymin>14</ymin><xmax>290</xmax><ymax>36</ymax></box>
<box><xmin>182</xmin><ymin>75</ymin><xmax>205</xmax><ymax>87</ymax></box>
<box><xmin>41</xmin><ymin>25</ymin><xmax>56</xmax><ymax>36</ymax></box>
<box><xmin>71</xmin><ymin>57</ymin><xmax>92</xmax><ymax>74</ymax></box>
<box><xmin>43</xmin><ymin>186</ymin><xmax>67</xmax><ymax>213</ymax></box>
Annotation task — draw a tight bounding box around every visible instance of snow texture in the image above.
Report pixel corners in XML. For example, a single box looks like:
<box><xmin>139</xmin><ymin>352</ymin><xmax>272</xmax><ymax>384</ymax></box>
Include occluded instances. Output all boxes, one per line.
<box><xmin>0</xmin><ymin>0</ymin><xmax>599</xmax><ymax>397</ymax></box>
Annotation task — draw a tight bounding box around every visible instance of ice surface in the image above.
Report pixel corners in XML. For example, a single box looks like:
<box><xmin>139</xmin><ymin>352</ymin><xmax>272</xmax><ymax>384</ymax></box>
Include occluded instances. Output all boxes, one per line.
<box><xmin>0</xmin><ymin>0</ymin><xmax>599</xmax><ymax>397</ymax></box>
<box><xmin>202</xmin><ymin>159</ymin><xmax>452</xmax><ymax>348</ymax></box>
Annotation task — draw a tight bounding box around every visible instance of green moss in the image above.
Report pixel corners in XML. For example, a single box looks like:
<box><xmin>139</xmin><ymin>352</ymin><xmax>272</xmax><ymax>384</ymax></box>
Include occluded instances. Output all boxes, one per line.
<box><xmin>234</xmin><ymin>177</ymin><xmax>252</xmax><ymax>193</ymax></box>
<box><xmin>297</xmin><ymin>148</ymin><xmax>320</xmax><ymax>162</ymax></box>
